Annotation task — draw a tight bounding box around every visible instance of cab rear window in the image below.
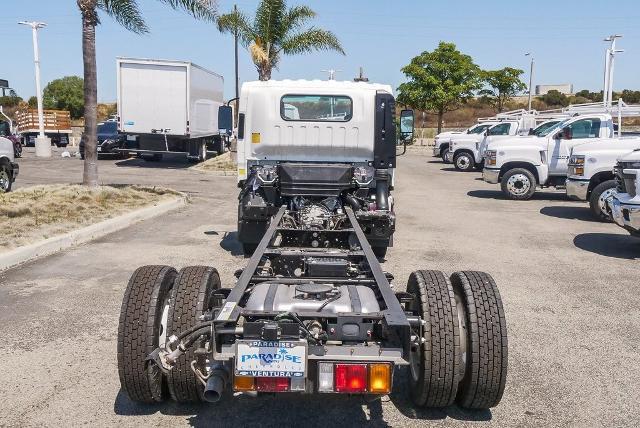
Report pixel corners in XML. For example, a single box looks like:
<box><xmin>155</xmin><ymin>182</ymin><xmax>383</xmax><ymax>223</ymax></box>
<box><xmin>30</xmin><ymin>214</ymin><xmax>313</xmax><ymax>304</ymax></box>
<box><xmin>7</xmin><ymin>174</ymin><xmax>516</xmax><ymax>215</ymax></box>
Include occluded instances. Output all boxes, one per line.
<box><xmin>280</xmin><ymin>95</ymin><xmax>353</xmax><ymax>122</ymax></box>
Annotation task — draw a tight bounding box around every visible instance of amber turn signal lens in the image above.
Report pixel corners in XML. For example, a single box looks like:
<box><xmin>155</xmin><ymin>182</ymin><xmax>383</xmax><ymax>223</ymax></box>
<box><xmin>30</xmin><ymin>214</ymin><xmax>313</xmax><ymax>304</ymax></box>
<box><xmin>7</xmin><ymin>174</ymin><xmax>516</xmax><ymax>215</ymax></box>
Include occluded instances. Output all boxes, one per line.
<box><xmin>234</xmin><ymin>376</ymin><xmax>255</xmax><ymax>391</ymax></box>
<box><xmin>368</xmin><ymin>363</ymin><xmax>392</xmax><ymax>394</ymax></box>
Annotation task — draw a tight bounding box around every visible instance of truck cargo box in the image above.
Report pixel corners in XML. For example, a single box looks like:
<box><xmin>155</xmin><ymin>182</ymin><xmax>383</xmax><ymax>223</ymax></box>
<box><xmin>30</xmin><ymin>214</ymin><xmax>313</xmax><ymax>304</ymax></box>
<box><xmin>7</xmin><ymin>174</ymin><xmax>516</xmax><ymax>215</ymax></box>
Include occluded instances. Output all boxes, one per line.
<box><xmin>117</xmin><ymin>58</ymin><xmax>224</xmax><ymax>138</ymax></box>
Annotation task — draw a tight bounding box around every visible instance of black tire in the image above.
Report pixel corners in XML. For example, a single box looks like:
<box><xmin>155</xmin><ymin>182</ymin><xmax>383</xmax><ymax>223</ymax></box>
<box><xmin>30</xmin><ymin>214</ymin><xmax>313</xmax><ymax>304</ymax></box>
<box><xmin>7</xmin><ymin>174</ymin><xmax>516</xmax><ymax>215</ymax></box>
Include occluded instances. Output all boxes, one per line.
<box><xmin>242</xmin><ymin>243</ymin><xmax>257</xmax><ymax>257</ymax></box>
<box><xmin>439</xmin><ymin>145</ymin><xmax>449</xmax><ymax>160</ymax></box>
<box><xmin>454</xmin><ymin>152</ymin><xmax>475</xmax><ymax>172</ymax></box>
<box><xmin>0</xmin><ymin>163</ymin><xmax>13</xmax><ymax>193</ymax></box>
<box><xmin>589</xmin><ymin>180</ymin><xmax>617</xmax><ymax>222</ymax></box>
<box><xmin>167</xmin><ymin>266</ymin><xmax>222</xmax><ymax>402</ymax></box>
<box><xmin>117</xmin><ymin>265</ymin><xmax>177</xmax><ymax>403</ymax></box>
<box><xmin>450</xmin><ymin>271</ymin><xmax>508</xmax><ymax>409</ymax></box>
<box><xmin>500</xmin><ymin>168</ymin><xmax>537</xmax><ymax>200</ymax></box>
<box><xmin>407</xmin><ymin>270</ymin><xmax>460</xmax><ymax>407</ymax></box>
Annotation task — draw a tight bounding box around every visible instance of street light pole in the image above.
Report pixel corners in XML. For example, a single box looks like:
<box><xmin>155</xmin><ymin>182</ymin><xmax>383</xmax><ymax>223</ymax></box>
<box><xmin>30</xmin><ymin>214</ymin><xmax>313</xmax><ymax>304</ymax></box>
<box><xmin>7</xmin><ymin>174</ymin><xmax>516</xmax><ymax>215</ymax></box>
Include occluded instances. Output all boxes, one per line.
<box><xmin>19</xmin><ymin>20</ymin><xmax>51</xmax><ymax>157</ymax></box>
<box><xmin>603</xmin><ymin>35</ymin><xmax>623</xmax><ymax>108</ymax></box>
<box><xmin>525</xmin><ymin>53</ymin><xmax>534</xmax><ymax>112</ymax></box>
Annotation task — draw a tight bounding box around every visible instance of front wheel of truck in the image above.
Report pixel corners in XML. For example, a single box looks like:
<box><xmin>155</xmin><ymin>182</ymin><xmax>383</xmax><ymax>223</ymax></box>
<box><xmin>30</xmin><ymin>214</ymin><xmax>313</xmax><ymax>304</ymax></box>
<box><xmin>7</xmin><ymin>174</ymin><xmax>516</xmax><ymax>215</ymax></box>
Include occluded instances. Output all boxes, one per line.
<box><xmin>501</xmin><ymin>168</ymin><xmax>537</xmax><ymax>200</ymax></box>
<box><xmin>167</xmin><ymin>266</ymin><xmax>222</xmax><ymax>402</ymax></box>
<box><xmin>117</xmin><ymin>265</ymin><xmax>177</xmax><ymax>403</ymax></box>
<box><xmin>406</xmin><ymin>270</ymin><xmax>461</xmax><ymax>407</ymax></box>
<box><xmin>454</xmin><ymin>152</ymin><xmax>475</xmax><ymax>172</ymax></box>
<box><xmin>589</xmin><ymin>180</ymin><xmax>617</xmax><ymax>222</ymax></box>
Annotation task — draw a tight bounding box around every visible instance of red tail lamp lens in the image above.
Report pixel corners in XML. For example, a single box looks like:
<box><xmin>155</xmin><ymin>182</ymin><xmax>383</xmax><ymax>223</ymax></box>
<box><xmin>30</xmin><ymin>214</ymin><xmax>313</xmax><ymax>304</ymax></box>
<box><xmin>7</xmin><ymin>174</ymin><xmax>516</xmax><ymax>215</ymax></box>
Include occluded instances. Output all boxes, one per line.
<box><xmin>256</xmin><ymin>377</ymin><xmax>290</xmax><ymax>392</ymax></box>
<box><xmin>335</xmin><ymin>364</ymin><xmax>367</xmax><ymax>393</ymax></box>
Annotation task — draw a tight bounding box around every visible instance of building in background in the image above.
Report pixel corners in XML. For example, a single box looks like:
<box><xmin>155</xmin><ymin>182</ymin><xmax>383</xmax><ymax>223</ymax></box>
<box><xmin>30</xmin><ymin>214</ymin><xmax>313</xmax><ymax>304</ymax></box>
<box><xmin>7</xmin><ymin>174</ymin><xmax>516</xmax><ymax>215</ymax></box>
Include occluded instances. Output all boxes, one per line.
<box><xmin>535</xmin><ymin>84</ymin><xmax>573</xmax><ymax>95</ymax></box>
<box><xmin>0</xmin><ymin>79</ymin><xmax>14</xmax><ymax>97</ymax></box>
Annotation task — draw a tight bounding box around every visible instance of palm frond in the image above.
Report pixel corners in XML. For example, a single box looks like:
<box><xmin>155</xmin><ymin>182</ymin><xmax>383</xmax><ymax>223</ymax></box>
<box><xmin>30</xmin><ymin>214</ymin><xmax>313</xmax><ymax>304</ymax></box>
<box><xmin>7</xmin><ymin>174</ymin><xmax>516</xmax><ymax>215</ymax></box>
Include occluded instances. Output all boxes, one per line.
<box><xmin>98</xmin><ymin>0</ymin><xmax>148</xmax><ymax>34</ymax></box>
<box><xmin>255</xmin><ymin>0</ymin><xmax>286</xmax><ymax>50</ymax></box>
<box><xmin>156</xmin><ymin>0</ymin><xmax>217</xmax><ymax>21</ymax></box>
<box><xmin>281</xmin><ymin>5</ymin><xmax>315</xmax><ymax>31</ymax></box>
<box><xmin>280</xmin><ymin>28</ymin><xmax>345</xmax><ymax>56</ymax></box>
<box><xmin>217</xmin><ymin>9</ymin><xmax>254</xmax><ymax>46</ymax></box>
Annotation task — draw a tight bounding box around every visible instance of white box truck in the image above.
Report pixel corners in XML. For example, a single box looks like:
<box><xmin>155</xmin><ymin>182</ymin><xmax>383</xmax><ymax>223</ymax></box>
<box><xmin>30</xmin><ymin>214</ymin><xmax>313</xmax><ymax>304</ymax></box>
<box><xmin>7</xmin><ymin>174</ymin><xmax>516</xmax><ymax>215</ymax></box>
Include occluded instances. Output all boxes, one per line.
<box><xmin>116</xmin><ymin>58</ymin><xmax>228</xmax><ymax>162</ymax></box>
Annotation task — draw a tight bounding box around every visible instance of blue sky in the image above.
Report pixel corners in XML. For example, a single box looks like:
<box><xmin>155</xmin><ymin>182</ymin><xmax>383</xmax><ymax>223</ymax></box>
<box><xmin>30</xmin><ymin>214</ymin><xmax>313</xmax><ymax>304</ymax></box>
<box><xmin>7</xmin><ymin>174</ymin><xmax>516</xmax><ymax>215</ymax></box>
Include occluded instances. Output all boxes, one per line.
<box><xmin>2</xmin><ymin>0</ymin><xmax>640</xmax><ymax>102</ymax></box>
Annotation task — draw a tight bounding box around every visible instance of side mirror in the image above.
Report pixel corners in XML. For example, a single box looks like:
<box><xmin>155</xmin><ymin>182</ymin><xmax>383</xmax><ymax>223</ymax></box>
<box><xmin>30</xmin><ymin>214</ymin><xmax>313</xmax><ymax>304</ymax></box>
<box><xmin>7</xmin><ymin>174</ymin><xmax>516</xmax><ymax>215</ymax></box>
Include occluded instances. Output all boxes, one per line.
<box><xmin>399</xmin><ymin>109</ymin><xmax>415</xmax><ymax>143</ymax></box>
<box><xmin>562</xmin><ymin>127</ymin><xmax>573</xmax><ymax>140</ymax></box>
<box><xmin>218</xmin><ymin>105</ymin><xmax>233</xmax><ymax>136</ymax></box>
<box><xmin>528</xmin><ymin>128</ymin><xmax>535</xmax><ymax>135</ymax></box>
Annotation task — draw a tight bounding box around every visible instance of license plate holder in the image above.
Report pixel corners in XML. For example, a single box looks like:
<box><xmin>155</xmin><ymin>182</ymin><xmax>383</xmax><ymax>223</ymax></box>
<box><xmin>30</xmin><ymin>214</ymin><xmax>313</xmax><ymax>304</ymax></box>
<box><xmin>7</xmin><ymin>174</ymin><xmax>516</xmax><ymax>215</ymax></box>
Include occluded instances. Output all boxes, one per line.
<box><xmin>235</xmin><ymin>340</ymin><xmax>307</xmax><ymax>378</ymax></box>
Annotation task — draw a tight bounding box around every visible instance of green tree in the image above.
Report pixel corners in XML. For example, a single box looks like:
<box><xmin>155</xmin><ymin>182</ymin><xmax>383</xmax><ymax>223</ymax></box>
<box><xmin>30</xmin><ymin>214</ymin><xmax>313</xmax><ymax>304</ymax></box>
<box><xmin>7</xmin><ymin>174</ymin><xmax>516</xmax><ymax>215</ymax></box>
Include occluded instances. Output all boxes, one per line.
<box><xmin>217</xmin><ymin>0</ymin><xmax>344</xmax><ymax>81</ymax></box>
<box><xmin>397</xmin><ymin>42</ymin><xmax>482</xmax><ymax>133</ymax></box>
<box><xmin>0</xmin><ymin>95</ymin><xmax>23</xmax><ymax>108</ymax></box>
<box><xmin>28</xmin><ymin>96</ymin><xmax>38</xmax><ymax>108</ymax></box>
<box><xmin>76</xmin><ymin>0</ymin><xmax>216</xmax><ymax>187</ymax></box>
<box><xmin>540</xmin><ymin>90</ymin><xmax>569</xmax><ymax>107</ymax></box>
<box><xmin>43</xmin><ymin>76</ymin><xmax>84</xmax><ymax>119</ymax></box>
<box><xmin>479</xmin><ymin>67</ymin><xmax>526</xmax><ymax>112</ymax></box>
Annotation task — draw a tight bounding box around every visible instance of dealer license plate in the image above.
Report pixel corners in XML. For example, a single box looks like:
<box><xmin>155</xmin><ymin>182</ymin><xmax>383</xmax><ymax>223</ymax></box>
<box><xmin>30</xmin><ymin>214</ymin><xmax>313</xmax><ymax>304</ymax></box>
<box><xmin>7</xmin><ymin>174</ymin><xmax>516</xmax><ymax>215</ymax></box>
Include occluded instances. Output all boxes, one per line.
<box><xmin>235</xmin><ymin>340</ymin><xmax>307</xmax><ymax>378</ymax></box>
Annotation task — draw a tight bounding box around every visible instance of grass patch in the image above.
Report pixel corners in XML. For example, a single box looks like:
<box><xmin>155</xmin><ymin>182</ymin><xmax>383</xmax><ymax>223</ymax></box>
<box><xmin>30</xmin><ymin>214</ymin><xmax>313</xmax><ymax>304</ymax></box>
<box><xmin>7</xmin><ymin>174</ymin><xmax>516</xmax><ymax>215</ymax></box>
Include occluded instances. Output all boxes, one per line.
<box><xmin>0</xmin><ymin>184</ymin><xmax>180</xmax><ymax>251</ymax></box>
<box><xmin>192</xmin><ymin>152</ymin><xmax>236</xmax><ymax>173</ymax></box>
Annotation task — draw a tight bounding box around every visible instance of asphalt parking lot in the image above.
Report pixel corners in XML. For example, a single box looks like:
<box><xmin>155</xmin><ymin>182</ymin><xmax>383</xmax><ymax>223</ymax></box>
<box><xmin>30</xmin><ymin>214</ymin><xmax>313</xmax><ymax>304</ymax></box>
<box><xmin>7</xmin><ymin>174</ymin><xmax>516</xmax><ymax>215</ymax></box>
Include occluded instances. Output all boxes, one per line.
<box><xmin>1</xmin><ymin>147</ymin><xmax>639</xmax><ymax>427</ymax></box>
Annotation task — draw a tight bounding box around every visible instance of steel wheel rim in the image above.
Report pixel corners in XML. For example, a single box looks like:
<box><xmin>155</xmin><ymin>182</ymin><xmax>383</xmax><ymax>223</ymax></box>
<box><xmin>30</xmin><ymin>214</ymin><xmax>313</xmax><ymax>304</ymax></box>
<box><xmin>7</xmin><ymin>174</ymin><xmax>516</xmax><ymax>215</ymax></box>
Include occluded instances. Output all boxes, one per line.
<box><xmin>506</xmin><ymin>174</ymin><xmax>531</xmax><ymax>195</ymax></box>
<box><xmin>0</xmin><ymin>170</ymin><xmax>9</xmax><ymax>192</ymax></box>
<box><xmin>456</xmin><ymin>155</ymin><xmax>470</xmax><ymax>170</ymax></box>
<box><xmin>158</xmin><ymin>293</ymin><xmax>171</xmax><ymax>347</ymax></box>
<box><xmin>598</xmin><ymin>188</ymin><xmax>616</xmax><ymax>216</ymax></box>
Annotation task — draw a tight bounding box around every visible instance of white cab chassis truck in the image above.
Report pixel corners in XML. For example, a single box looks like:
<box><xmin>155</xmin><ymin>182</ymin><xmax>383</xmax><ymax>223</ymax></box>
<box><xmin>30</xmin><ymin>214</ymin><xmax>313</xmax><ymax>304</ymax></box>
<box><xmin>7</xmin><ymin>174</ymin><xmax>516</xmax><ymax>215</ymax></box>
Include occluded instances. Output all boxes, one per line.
<box><xmin>116</xmin><ymin>79</ymin><xmax>508</xmax><ymax>410</ymax></box>
<box><xmin>0</xmin><ymin>136</ymin><xmax>18</xmax><ymax>192</ymax></box>
<box><xmin>445</xmin><ymin>118</ymin><xmax>534</xmax><ymax>172</ymax></box>
<box><xmin>566</xmin><ymin>137</ymin><xmax>640</xmax><ymax>220</ymax></box>
<box><xmin>117</xmin><ymin>58</ymin><xmax>227</xmax><ymax>162</ymax></box>
<box><xmin>483</xmin><ymin>114</ymin><xmax>615</xmax><ymax>200</ymax></box>
<box><xmin>432</xmin><ymin>121</ymin><xmax>497</xmax><ymax>161</ymax></box>
<box><xmin>610</xmin><ymin>150</ymin><xmax>640</xmax><ymax>236</ymax></box>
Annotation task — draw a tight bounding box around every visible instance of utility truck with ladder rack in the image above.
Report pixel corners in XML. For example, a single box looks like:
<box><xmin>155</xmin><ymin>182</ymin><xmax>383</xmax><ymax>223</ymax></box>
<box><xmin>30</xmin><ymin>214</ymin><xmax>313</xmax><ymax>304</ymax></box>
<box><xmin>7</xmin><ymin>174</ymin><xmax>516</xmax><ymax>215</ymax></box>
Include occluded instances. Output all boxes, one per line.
<box><xmin>117</xmin><ymin>79</ymin><xmax>508</xmax><ymax>409</ymax></box>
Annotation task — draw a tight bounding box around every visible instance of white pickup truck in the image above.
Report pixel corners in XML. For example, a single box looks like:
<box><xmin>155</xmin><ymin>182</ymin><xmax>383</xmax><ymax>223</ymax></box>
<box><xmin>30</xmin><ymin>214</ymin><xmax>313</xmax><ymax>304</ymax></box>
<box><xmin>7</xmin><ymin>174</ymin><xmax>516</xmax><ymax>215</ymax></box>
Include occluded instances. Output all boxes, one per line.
<box><xmin>610</xmin><ymin>149</ymin><xmax>640</xmax><ymax>237</ymax></box>
<box><xmin>446</xmin><ymin>118</ymin><xmax>561</xmax><ymax>172</ymax></box>
<box><xmin>566</xmin><ymin>137</ymin><xmax>640</xmax><ymax>220</ymax></box>
<box><xmin>432</xmin><ymin>122</ymin><xmax>497</xmax><ymax>161</ymax></box>
<box><xmin>483</xmin><ymin>114</ymin><xmax>615</xmax><ymax>199</ymax></box>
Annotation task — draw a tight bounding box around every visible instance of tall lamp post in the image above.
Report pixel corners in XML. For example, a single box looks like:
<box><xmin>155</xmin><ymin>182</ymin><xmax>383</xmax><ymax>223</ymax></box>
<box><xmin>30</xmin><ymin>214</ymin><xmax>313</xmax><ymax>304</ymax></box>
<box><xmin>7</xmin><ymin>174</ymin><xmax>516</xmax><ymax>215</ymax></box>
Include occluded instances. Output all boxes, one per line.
<box><xmin>18</xmin><ymin>20</ymin><xmax>51</xmax><ymax>157</ymax></box>
<box><xmin>603</xmin><ymin>35</ymin><xmax>623</xmax><ymax>108</ymax></box>
<box><xmin>525</xmin><ymin>52</ymin><xmax>534</xmax><ymax>112</ymax></box>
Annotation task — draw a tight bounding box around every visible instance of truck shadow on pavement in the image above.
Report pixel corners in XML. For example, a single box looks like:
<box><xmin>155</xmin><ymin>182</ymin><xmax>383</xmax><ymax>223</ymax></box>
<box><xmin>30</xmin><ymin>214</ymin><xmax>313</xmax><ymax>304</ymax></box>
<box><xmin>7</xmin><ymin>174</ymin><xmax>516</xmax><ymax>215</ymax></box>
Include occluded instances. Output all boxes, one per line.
<box><xmin>219</xmin><ymin>231</ymin><xmax>244</xmax><ymax>257</ymax></box>
<box><xmin>114</xmin><ymin>157</ymin><xmax>192</xmax><ymax>170</ymax></box>
<box><xmin>113</xmin><ymin>369</ymin><xmax>492</xmax><ymax>426</ymax></box>
<box><xmin>467</xmin><ymin>190</ymin><xmax>569</xmax><ymax>201</ymax></box>
<box><xmin>539</xmin><ymin>206</ymin><xmax>599</xmax><ymax>222</ymax></box>
<box><xmin>573</xmin><ymin>233</ymin><xmax>640</xmax><ymax>260</ymax></box>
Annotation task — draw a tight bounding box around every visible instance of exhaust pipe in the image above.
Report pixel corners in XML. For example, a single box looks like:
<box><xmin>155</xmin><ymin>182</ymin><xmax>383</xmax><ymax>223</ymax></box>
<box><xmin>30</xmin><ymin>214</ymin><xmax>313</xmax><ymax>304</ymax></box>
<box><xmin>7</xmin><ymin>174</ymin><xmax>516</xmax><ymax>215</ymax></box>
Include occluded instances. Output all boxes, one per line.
<box><xmin>203</xmin><ymin>374</ymin><xmax>225</xmax><ymax>403</ymax></box>
<box><xmin>375</xmin><ymin>169</ymin><xmax>389</xmax><ymax>211</ymax></box>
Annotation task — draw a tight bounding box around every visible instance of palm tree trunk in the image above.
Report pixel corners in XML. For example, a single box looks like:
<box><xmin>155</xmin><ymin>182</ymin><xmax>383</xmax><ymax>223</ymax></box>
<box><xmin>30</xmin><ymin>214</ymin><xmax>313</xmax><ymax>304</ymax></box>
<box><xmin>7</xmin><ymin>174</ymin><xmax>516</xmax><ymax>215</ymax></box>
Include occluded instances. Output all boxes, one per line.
<box><xmin>80</xmin><ymin>1</ymin><xmax>98</xmax><ymax>186</ymax></box>
<box><xmin>258</xmin><ymin>64</ymin><xmax>272</xmax><ymax>81</ymax></box>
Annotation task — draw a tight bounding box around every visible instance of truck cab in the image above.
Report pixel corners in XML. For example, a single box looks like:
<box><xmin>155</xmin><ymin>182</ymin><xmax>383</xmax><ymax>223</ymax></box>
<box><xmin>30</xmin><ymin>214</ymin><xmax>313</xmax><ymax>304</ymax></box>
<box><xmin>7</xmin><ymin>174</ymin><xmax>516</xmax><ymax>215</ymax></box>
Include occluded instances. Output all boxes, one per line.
<box><xmin>610</xmin><ymin>149</ymin><xmax>640</xmax><ymax>237</ymax></box>
<box><xmin>432</xmin><ymin>121</ymin><xmax>496</xmax><ymax>161</ymax></box>
<box><xmin>566</xmin><ymin>137</ymin><xmax>640</xmax><ymax>220</ymax></box>
<box><xmin>0</xmin><ymin>136</ymin><xmax>19</xmax><ymax>192</ymax></box>
<box><xmin>445</xmin><ymin>119</ymin><xmax>524</xmax><ymax>171</ymax></box>
<box><xmin>483</xmin><ymin>114</ymin><xmax>614</xmax><ymax>200</ymax></box>
<box><xmin>236</xmin><ymin>80</ymin><xmax>399</xmax><ymax>257</ymax></box>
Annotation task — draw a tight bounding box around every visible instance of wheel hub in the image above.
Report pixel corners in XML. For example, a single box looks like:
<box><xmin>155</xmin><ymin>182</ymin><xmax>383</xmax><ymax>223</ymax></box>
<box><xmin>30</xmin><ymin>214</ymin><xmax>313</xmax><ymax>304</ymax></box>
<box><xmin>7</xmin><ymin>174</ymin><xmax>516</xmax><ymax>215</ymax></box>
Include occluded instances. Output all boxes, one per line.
<box><xmin>0</xmin><ymin>170</ymin><xmax>9</xmax><ymax>192</ymax></box>
<box><xmin>598</xmin><ymin>188</ymin><xmax>616</xmax><ymax>217</ymax></box>
<box><xmin>506</xmin><ymin>174</ymin><xmax>531</xmax><ymax>195</ymax></box>
<box><xmin>456</xmin><ymin>156</ymin><xmax>470</xmax><ymax>169</ymax></box>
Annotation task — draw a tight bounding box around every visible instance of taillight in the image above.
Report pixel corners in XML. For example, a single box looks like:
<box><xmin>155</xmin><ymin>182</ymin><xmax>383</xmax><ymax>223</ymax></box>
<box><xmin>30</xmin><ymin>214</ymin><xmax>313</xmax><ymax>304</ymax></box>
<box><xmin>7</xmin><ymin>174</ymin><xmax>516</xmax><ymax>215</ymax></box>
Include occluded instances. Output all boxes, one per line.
<box><xmin>233</xmin><ymin>376</ymin><xmax>255</xmax><ymax>391</ymax></box>
<box><xmin>335</xmin><ymin>364</ymin><xmax>367</xmax><ymax>393</ymax></box>
<box><xmin>368</xmin><ymin>364</ymin><xmax>392</xmax><ymax>394</ymax></box>
<box><xmin>256</xmin><ymin>377</ymin><xmax>290</xmax><ymax>392</ymax></box>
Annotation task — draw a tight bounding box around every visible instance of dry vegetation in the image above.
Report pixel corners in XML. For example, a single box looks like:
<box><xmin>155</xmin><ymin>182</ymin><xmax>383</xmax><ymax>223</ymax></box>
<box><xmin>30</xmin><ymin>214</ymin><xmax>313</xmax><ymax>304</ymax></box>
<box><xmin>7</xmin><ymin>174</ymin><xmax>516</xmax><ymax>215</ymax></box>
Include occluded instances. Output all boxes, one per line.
<box><xmin>0</xmin><ymin>185</ymin><xmax>180</xmax><ymax>251</ymax></box>
<box><xmin>192</xmin><ymin>151</ymin><xmax>236</xmax><ymax>174</ymax></box>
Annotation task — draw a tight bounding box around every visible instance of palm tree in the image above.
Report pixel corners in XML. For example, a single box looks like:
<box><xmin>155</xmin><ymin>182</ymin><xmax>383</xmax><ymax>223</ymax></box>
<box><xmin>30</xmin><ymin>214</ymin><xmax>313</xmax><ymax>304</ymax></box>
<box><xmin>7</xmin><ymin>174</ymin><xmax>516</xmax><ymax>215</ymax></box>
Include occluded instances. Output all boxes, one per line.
<box><xmin>217</xmin><ymin>1</ymin><xmax>344</xmax><ymax>81</ymax></box>
<box><xmin>76</xmin><ymin>0</ymin><xmax>216</xmax><ymax>186</ymax></box>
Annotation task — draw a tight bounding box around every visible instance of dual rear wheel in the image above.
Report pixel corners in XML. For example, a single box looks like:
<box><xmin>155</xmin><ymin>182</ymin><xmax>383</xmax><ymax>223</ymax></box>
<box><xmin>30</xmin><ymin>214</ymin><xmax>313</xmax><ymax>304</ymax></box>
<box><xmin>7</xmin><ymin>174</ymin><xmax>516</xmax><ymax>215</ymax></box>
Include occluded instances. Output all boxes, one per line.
<box><xmin>117</xmin><ymin>265</ymin><xmax>222</xmax><ymax>403</ymax></box>
<box><xmin>407</xmin><ymin>270</ymin><xmax>508</xmax><ymax>409</ymax></box>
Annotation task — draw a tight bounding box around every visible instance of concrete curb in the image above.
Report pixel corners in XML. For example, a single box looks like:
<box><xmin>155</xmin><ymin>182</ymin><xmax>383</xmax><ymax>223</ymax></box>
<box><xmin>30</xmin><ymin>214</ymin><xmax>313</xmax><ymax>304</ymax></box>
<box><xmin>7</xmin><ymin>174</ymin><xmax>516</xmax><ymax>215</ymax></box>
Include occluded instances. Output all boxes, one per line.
<box><xmin>0</xmin><ymin>195</ymin><xmax>187</xmax><ymax>272</ymax></box>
